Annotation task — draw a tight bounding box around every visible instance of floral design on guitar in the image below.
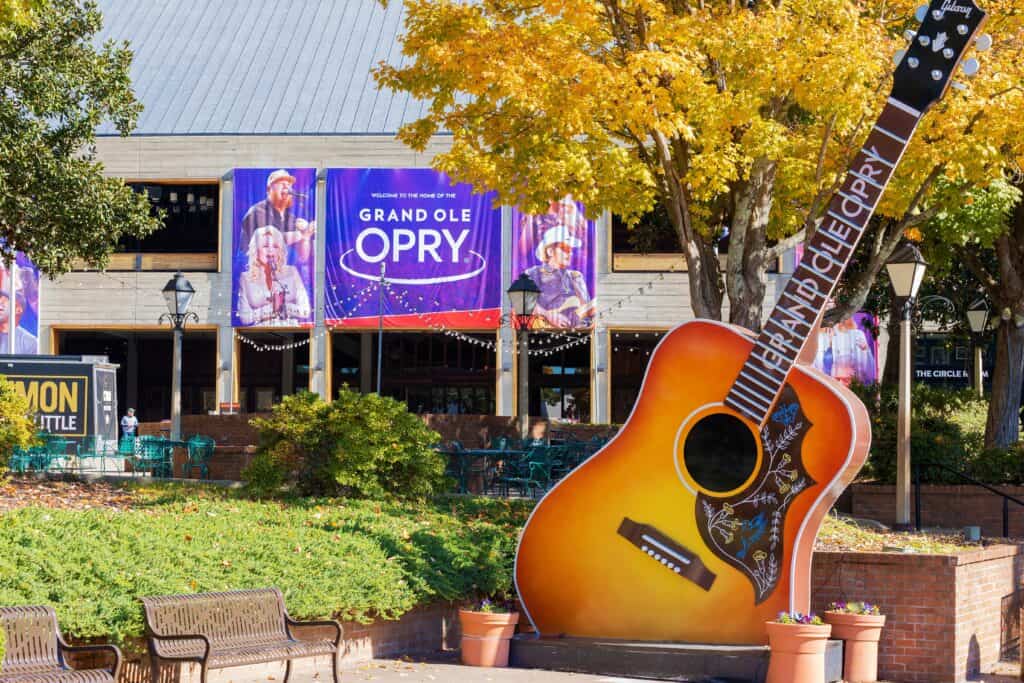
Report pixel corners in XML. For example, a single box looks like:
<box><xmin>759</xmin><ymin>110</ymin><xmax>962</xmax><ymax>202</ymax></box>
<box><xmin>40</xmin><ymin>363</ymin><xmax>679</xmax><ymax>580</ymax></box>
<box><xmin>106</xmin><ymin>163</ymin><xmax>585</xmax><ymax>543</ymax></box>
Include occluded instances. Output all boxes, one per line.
<box><xmin>696</xmin><ymin>385</ymin><xmax>815</xmax><ymax>603</ymax></box>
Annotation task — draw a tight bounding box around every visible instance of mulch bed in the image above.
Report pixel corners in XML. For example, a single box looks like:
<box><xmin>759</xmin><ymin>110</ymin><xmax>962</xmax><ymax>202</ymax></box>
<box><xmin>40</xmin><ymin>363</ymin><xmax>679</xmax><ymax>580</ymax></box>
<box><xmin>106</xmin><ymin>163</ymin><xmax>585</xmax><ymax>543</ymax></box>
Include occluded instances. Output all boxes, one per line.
<box><xmin>0</xmin><ymin>477</ymin><xmax>137</xmax><ymax>512</ymax></box>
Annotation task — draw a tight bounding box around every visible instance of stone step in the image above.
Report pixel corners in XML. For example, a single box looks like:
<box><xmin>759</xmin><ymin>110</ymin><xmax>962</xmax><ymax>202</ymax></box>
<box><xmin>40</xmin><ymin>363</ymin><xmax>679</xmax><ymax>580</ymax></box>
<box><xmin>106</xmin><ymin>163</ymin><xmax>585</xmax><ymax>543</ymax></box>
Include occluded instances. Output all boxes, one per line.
<box><xmin>509</xmin><ymin>634</ymin><xmax>844</xmax><ymax>682</ymax></box>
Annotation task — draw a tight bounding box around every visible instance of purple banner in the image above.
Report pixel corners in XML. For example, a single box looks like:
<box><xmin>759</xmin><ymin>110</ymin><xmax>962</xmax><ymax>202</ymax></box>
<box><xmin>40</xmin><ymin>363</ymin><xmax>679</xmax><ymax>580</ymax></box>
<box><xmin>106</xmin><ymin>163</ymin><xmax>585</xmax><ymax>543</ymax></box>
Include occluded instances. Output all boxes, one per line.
<box><xmin>812</xmin><ymin>311</ymin><xmax>879</xmax><ymax>385</ymax></box>
<box><xmin>512</xmin><ymin>198</ymin><xmax>596</xmax><ymax>330</ymax></box>
<box><xmin>231</xmin><ymin>168</ymin><xmax>316</xmax><ymax>328</ymax></box>
<box><xmin>0</xmin><ymin>252</ymin><xmax>40</xmax><ymax>355</ymax></box>
<box><xmin>325</xmin><ymin>168</ymin><xmax>501</xmax><ymax>329</ymax></box>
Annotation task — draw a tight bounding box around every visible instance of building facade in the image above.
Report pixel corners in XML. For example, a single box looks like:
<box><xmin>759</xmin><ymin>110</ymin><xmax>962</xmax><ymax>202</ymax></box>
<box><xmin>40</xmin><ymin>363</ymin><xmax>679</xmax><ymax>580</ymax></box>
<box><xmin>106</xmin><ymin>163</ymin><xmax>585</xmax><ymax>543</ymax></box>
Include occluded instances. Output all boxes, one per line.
<box><xmin>37</xmin><ymin>0</ymin><xmax>791</xmax><ymax>425</ymax></box>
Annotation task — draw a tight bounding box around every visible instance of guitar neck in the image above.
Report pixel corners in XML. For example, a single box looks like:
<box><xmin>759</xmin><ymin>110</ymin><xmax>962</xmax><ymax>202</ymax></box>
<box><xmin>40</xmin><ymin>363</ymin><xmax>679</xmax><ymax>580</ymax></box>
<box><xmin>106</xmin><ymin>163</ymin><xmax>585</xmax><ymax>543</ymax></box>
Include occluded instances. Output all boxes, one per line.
<box><xmin>724</xmin><ymin>98</ymin><xmax>923</xmax><ymax>426</ymax></box>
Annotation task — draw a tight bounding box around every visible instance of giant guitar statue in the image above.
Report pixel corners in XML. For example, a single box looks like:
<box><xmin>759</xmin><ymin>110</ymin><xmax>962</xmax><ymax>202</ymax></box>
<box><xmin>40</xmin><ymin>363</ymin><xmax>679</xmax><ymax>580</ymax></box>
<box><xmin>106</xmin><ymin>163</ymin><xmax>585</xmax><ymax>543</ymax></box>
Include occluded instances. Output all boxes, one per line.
<box><xmin>515</xmin><ymin>0</ymin><xmax>990</xmax><ymax>645</ymax></box>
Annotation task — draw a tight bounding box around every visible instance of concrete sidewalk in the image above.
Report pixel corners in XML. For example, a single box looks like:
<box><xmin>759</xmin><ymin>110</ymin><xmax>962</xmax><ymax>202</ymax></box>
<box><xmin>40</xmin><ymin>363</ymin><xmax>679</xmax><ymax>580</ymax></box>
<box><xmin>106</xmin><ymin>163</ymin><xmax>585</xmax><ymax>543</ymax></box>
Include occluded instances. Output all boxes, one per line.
<box><xmin>346</xmin><ymin>659</ymin><xmax>647</xmax><ymax>681</ymax></box>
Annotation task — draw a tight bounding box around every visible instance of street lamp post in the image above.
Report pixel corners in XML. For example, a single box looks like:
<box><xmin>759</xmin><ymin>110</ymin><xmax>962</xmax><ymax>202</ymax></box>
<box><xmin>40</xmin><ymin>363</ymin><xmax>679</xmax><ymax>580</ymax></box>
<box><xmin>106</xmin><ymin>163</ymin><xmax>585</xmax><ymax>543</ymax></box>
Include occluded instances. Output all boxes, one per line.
<box><xmin>885</xmin><ymin>242</ymin><xmax>928</xmax><ymax>530</ymax></box>
<box><xmin>966</xmin><ymin>298</ymin><xmax>990</xmax><ymax>398</ymax></box>
<box><xmin>508</xmin><ymin>273</ymin><xmax>540</xmax><ymax>440</ymax></box>
<box><xmin>159</xmin><ymin>272</ymin><xmax>198</xmax><ymax>442</ymax></box>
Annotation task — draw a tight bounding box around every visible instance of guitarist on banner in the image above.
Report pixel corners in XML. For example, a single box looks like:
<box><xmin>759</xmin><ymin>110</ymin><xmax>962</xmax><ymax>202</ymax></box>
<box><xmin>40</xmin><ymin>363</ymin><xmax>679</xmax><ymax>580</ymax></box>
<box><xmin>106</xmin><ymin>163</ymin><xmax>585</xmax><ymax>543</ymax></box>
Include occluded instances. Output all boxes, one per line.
<box><xmin>524</xmin><ymin>225</ymin><xmax>596</xmax><ymax>329</ymax></box>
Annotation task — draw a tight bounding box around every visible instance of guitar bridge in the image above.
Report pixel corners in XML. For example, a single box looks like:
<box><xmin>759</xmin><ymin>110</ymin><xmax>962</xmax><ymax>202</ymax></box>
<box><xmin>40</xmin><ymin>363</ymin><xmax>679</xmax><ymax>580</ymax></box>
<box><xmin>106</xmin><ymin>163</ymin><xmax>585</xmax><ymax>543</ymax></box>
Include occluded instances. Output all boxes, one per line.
<box><xmin>617</xmin><ymin>517</ymin><xmax>716</xmax><ymax>591</ymax></box>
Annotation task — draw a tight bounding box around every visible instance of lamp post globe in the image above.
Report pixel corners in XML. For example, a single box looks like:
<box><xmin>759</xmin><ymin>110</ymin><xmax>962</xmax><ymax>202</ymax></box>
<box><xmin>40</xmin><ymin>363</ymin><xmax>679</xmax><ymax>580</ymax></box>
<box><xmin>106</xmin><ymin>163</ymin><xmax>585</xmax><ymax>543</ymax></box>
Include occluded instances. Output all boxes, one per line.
<box><xmin>886</xmin><ymin>242</ymin><xmax>927</xmax><ymax>531</ymax></box>
<box><xmin>885</xmin><ymin>241</ymin><xmax>928</xmax><ymax>303</ymax></box>
<box><xmin>508</xmin><ymin>272</ymin><xmax>540</xmax><ymax>329</ymax></box>
<box><xmin>161</xmin><ymin>271</ymin><xmax>196</xmax><ymax>328</ymax></box>
<box><xmin>507</xmin><ymin>273</ymin><xmax>540</xmax><ymax>439</ymax></box>
<box><xmin>159</xmin><ymin>272</ymin><xmax>198</xmax><ymax>442</ymax></box>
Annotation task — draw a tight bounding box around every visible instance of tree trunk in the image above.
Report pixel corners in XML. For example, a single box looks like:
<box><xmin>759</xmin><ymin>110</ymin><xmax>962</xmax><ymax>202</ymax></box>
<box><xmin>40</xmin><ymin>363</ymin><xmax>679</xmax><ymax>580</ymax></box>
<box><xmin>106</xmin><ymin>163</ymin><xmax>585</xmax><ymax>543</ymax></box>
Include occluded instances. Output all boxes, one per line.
<box><xmin>727</xmin><ymin>158</ymin><xmax>775</xmax><ymax>331</ymax></box>
<box><xmin>984</xmin><ymin>319</ymin><xmax>1024</xmax><ymax>449</ymax></box>
<box><xmin>651</xmin><ymin>131</ymin><xmax>724</xmax><ymax>321</ymax></box>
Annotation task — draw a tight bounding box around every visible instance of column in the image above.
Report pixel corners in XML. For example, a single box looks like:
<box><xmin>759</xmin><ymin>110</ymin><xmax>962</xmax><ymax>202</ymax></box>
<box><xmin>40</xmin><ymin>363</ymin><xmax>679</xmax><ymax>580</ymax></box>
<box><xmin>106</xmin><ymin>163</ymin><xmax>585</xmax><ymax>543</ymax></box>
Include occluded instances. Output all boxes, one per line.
<box><xmin>216</xmin><ymin>325</ymin><xmax>234</xmax><ymax>410</ymax></box>
<box><xmin>497</xmin><ymin>205</ymin><xmax>515</xmax><ymax>416</ymax></box>
<box><xmin>590</xmin><ymin>210</ymin><xmax>611</xmax><ymax>424</ymax></box>
<box><xmin>217</xmin><ymin>171</ymin><xmax>237</xmax><ymax>409</ymax></box>
<box><xmin>310</xmin><ymin>170</ymin><xmax>329</xmax><ymax>398</ymax></box>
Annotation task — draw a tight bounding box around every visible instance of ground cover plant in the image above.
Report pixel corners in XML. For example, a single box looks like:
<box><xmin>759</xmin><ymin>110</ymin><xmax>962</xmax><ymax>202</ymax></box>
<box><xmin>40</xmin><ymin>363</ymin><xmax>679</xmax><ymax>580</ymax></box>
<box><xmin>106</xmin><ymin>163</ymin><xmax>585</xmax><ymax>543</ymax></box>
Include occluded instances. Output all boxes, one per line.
<box><xmin>0</xmin><ymin>480</ymin><xmax>530</xmax><ymax>647</ymax></box>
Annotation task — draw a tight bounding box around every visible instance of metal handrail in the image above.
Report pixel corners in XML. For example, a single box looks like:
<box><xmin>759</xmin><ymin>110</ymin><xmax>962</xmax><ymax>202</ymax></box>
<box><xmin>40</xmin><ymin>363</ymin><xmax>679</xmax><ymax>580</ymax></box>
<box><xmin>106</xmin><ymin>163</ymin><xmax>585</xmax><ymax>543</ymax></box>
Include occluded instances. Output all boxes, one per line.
<box><xmin>913</xmin><ymin>460</ymin><xmax>1024</xmax><ymax>537</ymax></box>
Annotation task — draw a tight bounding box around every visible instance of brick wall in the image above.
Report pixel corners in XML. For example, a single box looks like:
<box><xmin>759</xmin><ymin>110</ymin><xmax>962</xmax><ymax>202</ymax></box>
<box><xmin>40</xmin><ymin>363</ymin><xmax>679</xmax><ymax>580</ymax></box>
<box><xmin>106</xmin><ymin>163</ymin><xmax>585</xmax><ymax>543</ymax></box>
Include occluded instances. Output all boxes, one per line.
<box><xmin>850</xmin><ymin>484</ymin><xmax>1024</xmax><ymax>537</ymax></box>
<box><xmin>812</xmin><ymin>545</ymin><xmax>1022</xmax><ymax>682</ymax></box>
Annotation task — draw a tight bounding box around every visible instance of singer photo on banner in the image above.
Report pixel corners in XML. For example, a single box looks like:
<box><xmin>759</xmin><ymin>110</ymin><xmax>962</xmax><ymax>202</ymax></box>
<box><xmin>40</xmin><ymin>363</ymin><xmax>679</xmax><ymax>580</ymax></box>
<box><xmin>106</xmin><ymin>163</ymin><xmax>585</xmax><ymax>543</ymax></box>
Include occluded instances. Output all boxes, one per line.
<box><xmin>231</xmin><ymin>168</ymin><xmax>316</xmax><ymax>328</ymax></box>
<box><xmin>0</xmin><ymin>251</ymin><xmax>40</xmax><ymax>355</ymax></box>
<box><xmin>511</xmin><ymin>197</ymin><xmax>597</xmax><ymax>330</ymax></box>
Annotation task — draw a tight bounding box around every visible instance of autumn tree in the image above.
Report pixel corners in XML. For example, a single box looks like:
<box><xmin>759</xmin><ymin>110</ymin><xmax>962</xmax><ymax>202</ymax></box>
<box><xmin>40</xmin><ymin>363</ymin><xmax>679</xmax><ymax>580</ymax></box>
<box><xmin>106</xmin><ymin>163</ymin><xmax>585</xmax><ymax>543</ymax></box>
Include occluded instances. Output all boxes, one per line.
<box><xmin>377</xmin><ymin>0</ymin><xmax>1024</xmax><ymax>331</ymax></box>
<box><xmin>0</xmin><ymin>0</ymin><xmax>158</xmax><ymax>274</ymax></box>
<box><xmin>925</xmin><ymin>178</ymin><xmax>1024</xmax><ymax>448</ymax></box>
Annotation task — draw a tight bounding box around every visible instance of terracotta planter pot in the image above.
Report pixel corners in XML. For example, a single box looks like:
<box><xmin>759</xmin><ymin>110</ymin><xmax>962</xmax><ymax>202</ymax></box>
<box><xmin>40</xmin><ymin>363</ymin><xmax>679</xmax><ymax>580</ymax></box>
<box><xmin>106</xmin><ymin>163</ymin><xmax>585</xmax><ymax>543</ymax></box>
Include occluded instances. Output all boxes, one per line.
<box><xmin>459</xmin><ymin>609</ymin><xmax>519</xmax><ymax>667</ymax></box>
<box><xmin>766</xmin><ymin>621</ymin><xmax>832</xmax><ymax>683</ymax></box>
<box><xmin>824</xmin><ymin>611</ymin><xmax>886</xmax><ymax>683</ymax></box>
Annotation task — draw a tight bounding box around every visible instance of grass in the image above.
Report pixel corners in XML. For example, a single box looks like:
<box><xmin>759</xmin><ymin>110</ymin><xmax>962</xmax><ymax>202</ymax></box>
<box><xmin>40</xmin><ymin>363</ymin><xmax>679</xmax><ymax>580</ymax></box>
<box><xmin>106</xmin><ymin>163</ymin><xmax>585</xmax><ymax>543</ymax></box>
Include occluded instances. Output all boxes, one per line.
<box><xmin>0</xmin><ymin>480</ymin><xmax>531</xmax><ymax>646</ymax></box>
<box><xmin>0</xmin><ymin>478</ymin><xmax>988</xmax><ymax>648</ymax></box>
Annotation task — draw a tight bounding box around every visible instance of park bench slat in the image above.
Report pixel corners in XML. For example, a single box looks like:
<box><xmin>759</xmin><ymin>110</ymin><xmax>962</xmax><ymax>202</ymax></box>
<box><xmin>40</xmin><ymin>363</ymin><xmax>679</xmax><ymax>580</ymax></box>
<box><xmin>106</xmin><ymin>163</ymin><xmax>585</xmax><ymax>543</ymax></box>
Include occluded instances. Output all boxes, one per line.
<box><xmin>141</xmin><ymin>587</ymin><xmax>341</xmax><ymax>683</ymax></box>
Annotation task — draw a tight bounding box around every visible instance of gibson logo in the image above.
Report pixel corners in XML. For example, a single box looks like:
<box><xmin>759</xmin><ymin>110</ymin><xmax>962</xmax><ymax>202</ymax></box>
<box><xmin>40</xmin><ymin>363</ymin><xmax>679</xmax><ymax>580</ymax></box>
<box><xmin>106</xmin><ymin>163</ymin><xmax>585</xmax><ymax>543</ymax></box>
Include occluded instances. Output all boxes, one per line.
<box><xmin>939</xmin><ymin>0</ymin><xmax>973</xmax><ymax>18</ymax></box>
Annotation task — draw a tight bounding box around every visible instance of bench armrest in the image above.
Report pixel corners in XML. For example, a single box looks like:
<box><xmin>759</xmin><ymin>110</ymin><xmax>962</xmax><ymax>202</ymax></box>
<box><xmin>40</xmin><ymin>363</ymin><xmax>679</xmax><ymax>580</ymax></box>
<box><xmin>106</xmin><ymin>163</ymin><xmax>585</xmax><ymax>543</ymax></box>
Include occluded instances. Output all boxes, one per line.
<box><xmin>147</xmin><ymin>631</ymin><xmax>212</xmax><ymax>662</ymax></box>
<box><xmin>285</xmin><ymin>616</ymin><xmax>343</xmax><ymax>646</ymax></box>
<box><xmin>60</xmin><ymin>643</ymin><xmax>123</xmax><ymax>679</ymax></box>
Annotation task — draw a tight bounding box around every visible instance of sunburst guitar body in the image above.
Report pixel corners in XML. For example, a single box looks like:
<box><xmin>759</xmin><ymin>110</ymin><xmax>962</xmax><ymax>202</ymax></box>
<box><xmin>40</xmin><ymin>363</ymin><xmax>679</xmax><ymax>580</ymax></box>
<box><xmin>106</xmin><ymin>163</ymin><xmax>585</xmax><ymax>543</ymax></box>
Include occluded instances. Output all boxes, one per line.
<box><xmin>515</xmin><ymin>320</ymin><xmax>868</xmax><ymax>644</ymax></box>
<box><xmin>514</xmin><ymin>0</ymin><xmax>989</xmax><ymax>643</ymax></box>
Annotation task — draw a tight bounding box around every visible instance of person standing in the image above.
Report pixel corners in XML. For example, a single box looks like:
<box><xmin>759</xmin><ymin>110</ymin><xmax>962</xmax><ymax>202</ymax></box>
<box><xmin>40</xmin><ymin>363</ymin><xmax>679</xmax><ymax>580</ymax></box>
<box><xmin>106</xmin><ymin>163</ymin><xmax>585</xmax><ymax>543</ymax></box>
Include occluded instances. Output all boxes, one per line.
<box><xmin>121</xmin><ymin>408</ymin><xmax>138</xmax><ymax>438</ymax></box>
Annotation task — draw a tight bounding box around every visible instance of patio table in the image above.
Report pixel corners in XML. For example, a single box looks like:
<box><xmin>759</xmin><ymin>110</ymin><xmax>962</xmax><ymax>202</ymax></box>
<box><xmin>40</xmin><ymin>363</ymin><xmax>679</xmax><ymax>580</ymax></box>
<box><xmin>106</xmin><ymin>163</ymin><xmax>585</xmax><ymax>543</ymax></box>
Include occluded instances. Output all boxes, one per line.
<box><xmin>439</xmin><ymin>449</ymin><xmax>526</xmax><ymax>493</ymax></box>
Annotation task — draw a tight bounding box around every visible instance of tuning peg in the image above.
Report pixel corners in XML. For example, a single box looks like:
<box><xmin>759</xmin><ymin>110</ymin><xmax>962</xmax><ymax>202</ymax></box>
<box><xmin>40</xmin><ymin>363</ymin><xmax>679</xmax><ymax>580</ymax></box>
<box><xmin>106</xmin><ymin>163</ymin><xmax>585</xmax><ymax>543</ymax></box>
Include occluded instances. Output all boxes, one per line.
<box><xmin>893</xmin><ymin>49</ymin><xmax>906</xmax><ymax>65</ymax></box>
<box><xmin>915</xmin><ymin>5</ymin><xmax>928</xmax><ymax>21</ymax></box>
<box><xmin>975</xmin><ymin>34</ymin><xmax>993</xmax><ymax>51</ymax></box>
<box><xmin>961</xmin><ymin>58</ymin><xmax>981</xmax><ymax>77</ymax></box>
<box><xmin>903</xmin><ymin>29</ymin><xmax>916</xmax><ymax>41</ymax></box>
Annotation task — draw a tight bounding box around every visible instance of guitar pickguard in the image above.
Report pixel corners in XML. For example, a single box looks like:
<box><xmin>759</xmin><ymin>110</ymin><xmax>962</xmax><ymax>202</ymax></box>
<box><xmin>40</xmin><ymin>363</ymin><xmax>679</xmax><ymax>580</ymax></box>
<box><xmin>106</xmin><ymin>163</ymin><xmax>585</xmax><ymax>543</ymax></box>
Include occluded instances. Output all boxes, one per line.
<box><xmin>695</xmin><ymin>385</ymin><xmax>815</xmax><ymax>604</ymax></box>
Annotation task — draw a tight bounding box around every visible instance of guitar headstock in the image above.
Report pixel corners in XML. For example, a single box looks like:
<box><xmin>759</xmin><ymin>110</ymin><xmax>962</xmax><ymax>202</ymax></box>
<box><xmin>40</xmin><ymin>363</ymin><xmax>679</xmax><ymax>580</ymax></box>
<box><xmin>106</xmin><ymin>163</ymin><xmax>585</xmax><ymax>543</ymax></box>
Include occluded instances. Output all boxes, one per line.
<box><xmin>892</xmin><ymin>0</ymin><xmax>989</xmax><ymax>112</ymax></box>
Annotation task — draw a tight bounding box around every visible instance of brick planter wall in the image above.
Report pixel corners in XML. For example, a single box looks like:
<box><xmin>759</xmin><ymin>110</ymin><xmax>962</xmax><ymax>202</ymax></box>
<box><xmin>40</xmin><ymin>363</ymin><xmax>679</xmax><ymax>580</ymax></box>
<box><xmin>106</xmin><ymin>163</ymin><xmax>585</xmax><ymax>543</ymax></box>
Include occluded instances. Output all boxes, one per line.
<box><xmin>812</xmin><ymin>544</ymin><xmax>1022</xmax><ymax>682</ymax></box>
<box><xmin>850</xmin><ymin>483</ymin><xmax>1024</xmax><ymax>537</ymax></box>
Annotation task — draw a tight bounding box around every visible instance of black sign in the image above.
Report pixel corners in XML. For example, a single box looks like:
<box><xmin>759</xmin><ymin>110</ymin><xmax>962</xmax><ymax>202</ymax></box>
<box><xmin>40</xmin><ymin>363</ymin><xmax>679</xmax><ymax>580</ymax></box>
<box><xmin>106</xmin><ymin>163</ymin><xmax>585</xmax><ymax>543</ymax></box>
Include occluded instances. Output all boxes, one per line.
<box><xmin>3</xmin><ymin>362</ymin><xmax>90</xmax><ymax>437</ymax></box>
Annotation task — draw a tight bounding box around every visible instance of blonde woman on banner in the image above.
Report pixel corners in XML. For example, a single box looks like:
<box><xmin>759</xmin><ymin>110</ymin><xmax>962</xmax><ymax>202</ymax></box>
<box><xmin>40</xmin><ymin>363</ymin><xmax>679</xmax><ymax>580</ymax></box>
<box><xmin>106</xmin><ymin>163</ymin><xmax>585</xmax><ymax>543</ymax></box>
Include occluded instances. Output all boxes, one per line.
<box><xmin>236</xmin><ymin>226</ymin><xmax>311</xmax><ymax>326</ymax></box>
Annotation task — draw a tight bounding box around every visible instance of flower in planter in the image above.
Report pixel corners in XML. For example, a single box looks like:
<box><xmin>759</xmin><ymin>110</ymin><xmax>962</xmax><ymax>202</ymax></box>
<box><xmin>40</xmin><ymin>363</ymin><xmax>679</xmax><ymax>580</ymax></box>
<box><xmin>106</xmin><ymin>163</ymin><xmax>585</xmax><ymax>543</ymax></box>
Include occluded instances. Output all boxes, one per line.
<box><xmin>827</xmin><ymin>600</ymin><xmax>881</xmax><ymax>615</ymax></box>
<box><xmin>774</xmin><ymin>611</ymin><xmax>824</xmax><ymax>625</ymax></box>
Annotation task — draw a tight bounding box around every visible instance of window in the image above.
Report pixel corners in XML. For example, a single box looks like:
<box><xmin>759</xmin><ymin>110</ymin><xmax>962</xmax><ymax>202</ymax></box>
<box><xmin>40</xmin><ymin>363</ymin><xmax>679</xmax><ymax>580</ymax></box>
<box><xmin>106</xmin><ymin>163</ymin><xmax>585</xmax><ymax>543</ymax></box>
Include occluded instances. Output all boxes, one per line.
<box><xmin>95</xmin><ymin>182</ymin><xmax>220</xmax><ymax>271</ymax></box>
<box><xmin>610</xmin><ymin>331</ymin><xmax>665</xmax><ymax>423</ymax></box>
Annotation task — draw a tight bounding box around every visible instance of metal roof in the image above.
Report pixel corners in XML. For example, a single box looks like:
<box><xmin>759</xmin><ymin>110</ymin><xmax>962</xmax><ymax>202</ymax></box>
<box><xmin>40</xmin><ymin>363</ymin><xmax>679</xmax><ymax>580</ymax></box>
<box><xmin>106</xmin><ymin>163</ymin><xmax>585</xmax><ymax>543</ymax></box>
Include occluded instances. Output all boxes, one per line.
<box><xmin>94</xmin><ymin>0</ymin><xmax>429</xmax><ymax>136</ymax></box>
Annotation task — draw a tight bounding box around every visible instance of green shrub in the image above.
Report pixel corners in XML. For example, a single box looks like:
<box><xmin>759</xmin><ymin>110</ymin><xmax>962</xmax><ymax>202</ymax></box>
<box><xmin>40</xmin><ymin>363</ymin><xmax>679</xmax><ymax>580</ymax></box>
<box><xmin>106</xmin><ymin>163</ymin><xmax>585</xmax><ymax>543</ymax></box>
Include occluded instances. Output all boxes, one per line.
<box><xmin>246</xmin><ymin>390</ymin><xmax>446</xmax><ymax>499</ymax></box>
<box><xmin>849</xmin><ymin>383</ymin><xmax>1011</xmax><ymax>483</ymax></box>
<box><xmin>0</xmin><ymin>485</ymin><xmax>532</xmax><ymax>646</ymax></box>
<box><xmin>0</xmin><ymin>375</ymin><xmax>37</xmax><ymax>470</ymax></box>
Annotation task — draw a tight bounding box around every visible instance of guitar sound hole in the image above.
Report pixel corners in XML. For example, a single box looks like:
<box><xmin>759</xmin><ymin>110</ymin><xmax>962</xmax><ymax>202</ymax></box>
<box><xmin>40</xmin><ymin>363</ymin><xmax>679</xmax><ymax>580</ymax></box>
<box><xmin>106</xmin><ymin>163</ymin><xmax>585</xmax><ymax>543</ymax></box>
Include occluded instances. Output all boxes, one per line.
<box><xmin>683</xmin><ymin>413</ymin><xmax>759</xmax><ymax>494</ymax></box>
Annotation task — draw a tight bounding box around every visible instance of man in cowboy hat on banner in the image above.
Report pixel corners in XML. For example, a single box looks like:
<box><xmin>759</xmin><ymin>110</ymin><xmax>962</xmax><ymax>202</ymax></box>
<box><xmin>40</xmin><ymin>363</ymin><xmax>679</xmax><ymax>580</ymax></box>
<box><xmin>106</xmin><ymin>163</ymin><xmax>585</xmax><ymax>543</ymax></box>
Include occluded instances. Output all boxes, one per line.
<box><xmin>524</xmin><ymin>225</ymin><xmax>595</xmax><ymax>329</ymax></box>
<box><xmin>238</xmin><ymin>169</ymin><xmax>315</xmax><ymax>265</ymax></box>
